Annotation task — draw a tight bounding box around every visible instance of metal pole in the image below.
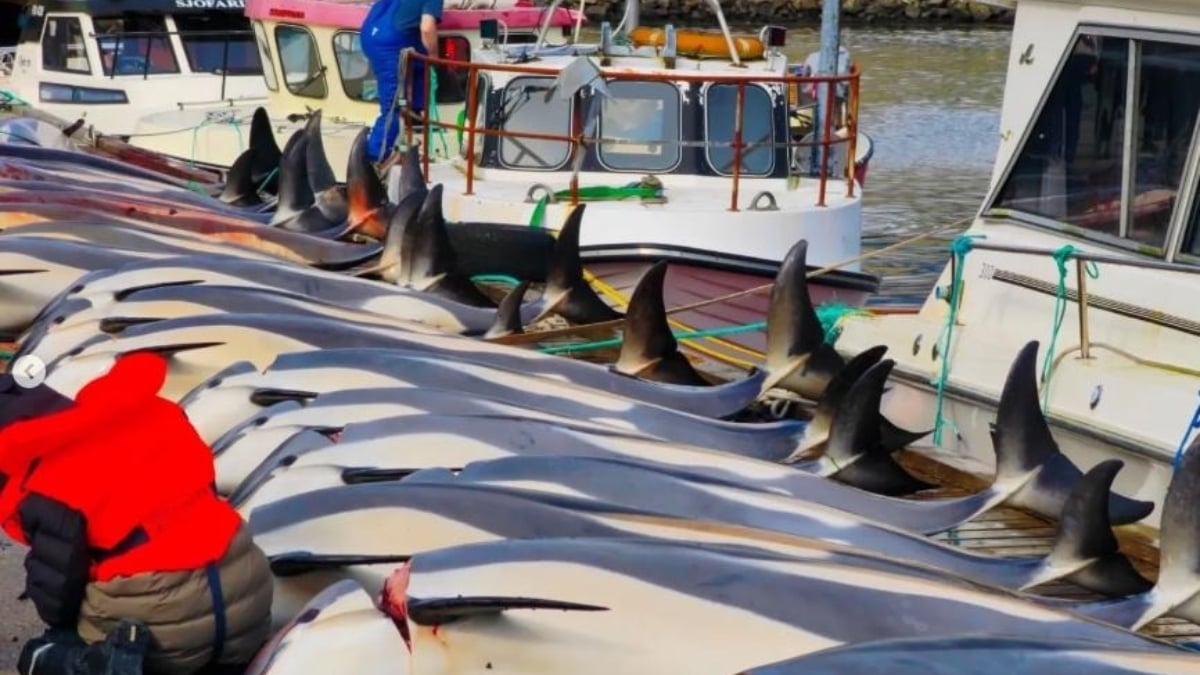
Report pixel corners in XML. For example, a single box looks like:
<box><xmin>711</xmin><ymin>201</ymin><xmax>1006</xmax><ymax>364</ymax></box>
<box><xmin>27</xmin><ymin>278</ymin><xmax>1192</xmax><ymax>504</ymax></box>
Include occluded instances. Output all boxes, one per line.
<box><xmin>809</xmin><ymin>0</ymin><xmax>840</xmax><ymax>177</ymax></box>
<box><xmin>1076</xmin><ymin>258</ymin><xmax>1092</xmax><ymax>359</ymax></box>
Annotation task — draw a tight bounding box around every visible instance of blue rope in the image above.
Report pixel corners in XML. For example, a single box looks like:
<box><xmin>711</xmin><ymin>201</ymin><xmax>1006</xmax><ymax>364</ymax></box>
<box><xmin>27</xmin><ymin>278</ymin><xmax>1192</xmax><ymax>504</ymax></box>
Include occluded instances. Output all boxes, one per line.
<box><xmin>1173</xmin><ymin>389</ymin><xmax>1200</xmax><ymax>471</ymax></box>
<box><xmin>1039</xmin><ymin>245</ymin><xmax>1099</xmax><ymax>412</ymax></box>
<box><xmin>929</xmin><ymin>234</ymin><xmax>984</xmax><ymax>447</ymax></box>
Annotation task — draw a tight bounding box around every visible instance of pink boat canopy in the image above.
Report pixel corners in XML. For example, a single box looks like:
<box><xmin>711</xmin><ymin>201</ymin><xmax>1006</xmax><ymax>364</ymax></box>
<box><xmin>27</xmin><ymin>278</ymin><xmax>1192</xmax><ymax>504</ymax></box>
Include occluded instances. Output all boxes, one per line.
<box><xmin>245</xmin><ymin>0</ymin><xmax>583</xmax><ymax>31</ymax></box>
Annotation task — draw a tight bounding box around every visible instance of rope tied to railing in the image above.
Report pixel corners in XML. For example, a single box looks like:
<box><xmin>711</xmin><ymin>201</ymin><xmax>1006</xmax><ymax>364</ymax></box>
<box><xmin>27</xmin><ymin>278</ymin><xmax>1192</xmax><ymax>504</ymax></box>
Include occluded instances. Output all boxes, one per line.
<box><xmin>929</xmin><ymin>233</ymin><xmax>986</xmax><ymax>448</ymax></box>
<box><xmin>1173</xmin><ymin>389</ymin><xmax>1200</xmax><ymax>471</ymax></box>
<box><xmin>1040</xmin><ymin>244</ymin><xmax>1100</xmax><ymax>411</ymax></box>
<box><xmin>527</xmin><ymin>180</ymin><xmax>665</xmax><ymax>228</ymax></box>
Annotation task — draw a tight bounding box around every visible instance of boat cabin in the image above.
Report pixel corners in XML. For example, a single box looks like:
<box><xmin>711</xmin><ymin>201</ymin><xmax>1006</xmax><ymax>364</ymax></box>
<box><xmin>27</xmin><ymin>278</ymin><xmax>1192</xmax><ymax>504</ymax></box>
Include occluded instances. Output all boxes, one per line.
<box><xmin>244</xmin><ymin>0</ymin><xmax>585</xmax><ymax>125</ymax></box>
<box><xmin>7</xmin><ymin>0</ymin><xmax>267</xmax><ymax>136</ymax></box>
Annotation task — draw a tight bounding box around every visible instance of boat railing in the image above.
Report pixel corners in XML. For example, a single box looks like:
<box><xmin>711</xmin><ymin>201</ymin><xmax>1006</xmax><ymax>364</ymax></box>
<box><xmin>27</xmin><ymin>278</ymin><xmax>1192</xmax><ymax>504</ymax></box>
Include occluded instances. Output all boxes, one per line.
<box><xmin>947</xmin><ymin>240</ymin><xmax>1200</xmax><ymax>359</ymax></box>
<box><xmin>400</xmin><ymin>50</ymin><xmax>862</xmax><ymax>212</ymax></box>
<box><xmin>88</xmin><ymin>29</ymin><xmax>256</xmax><ymax>100</ymax></box>
<box><xmin>0</xmin><ymin>47</ymin><xmax>14</xmax><ymax>78</ymax></box>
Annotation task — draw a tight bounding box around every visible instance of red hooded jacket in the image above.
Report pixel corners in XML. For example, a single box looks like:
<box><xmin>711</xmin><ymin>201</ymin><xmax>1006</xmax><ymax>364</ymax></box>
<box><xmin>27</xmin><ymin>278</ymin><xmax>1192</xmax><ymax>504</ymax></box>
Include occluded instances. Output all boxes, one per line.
<box><xmin>0</xmin><ymin>352</ymin><xmax>241</xmax><ymax>581</ymax></box>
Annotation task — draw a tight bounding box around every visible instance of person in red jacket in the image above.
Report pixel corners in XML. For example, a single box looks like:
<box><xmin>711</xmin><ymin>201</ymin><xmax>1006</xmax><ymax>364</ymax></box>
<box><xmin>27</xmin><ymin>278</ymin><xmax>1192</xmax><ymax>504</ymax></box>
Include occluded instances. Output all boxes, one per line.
<box><xmin>0</xmin><ymin>352</ymin><xmax>273</xmax><ymax>675</ymax></box>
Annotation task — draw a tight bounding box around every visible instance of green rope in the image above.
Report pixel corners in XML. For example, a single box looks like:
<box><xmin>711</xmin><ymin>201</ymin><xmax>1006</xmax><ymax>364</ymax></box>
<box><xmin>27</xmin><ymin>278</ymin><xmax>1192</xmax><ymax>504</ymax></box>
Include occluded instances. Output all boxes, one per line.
<box><xmin>930</xmin><ymin>234</ymin><xmax>985</xmax><ymax>447</ymax></box>
<box><xmin>816</xmin><ymin>303</ymin><xmax>872</xmax><ymax>344</ymax></box>
<box><xmin>456</xmin><ymin>107</ymin><xmax>467</xmax><ymax>150</ymax></box>
<box><xmin>1040</xmin><ymin>244</ymin><xmax>1099</xmax><ymax>411</ymax></box>
<box><xmin>0</xmin><ymin>350</ymin><xmax>12</xmax><ymax>362</ymax></box>
<box><xmin>0</xmin><ymin>89</ymin><xmax>30</xmax><ymax>106</ymax></box>
<box><xmin>471</xmin><ymin>274</ymin><xmax>521</xmax><ymax>286</ymax></box>
<box><xmin>529</xmin><ymin>183</ymin><xmax>664</xmax><ymax>228</ymax></box>
<box><xmin>425</xmin><ymin>69</ymin><xmax>449</xmax><ymax>160</ymax></box>
<box><xmin>256</xmin><ymin>167</ymin><xmax>279</xmax><ymax>193</ymax></box>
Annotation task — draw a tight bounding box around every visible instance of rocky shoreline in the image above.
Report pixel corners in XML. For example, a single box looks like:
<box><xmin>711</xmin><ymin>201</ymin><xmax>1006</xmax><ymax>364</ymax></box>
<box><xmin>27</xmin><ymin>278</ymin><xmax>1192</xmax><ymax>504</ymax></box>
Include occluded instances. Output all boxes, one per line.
<box><xmin>590</xmin><ymin>0</ymin><xmax>1015</xmax><ymax>25</ymax></box>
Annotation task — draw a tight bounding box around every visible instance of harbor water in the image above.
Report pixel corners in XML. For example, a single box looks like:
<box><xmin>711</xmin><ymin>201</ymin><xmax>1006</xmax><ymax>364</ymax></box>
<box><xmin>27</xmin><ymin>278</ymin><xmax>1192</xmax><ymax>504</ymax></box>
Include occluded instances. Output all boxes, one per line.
<box><xmin>785</xmin><ymin>25</ymin><xmax>1012</xmax><ymax>306</ymax></box>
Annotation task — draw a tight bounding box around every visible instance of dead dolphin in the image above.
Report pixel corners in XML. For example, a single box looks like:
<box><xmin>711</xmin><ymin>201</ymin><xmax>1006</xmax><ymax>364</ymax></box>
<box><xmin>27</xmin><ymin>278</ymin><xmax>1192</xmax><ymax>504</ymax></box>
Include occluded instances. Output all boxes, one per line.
<box><xmin>736</xmin><ymin>636</ymin><xmax>1200</xmax><ymax>675</ymax></box>
<box><xmin>189</xmin><ymin>340</ymin><xmax>1152</xmax><ymax>530</ymax></box>
<box><xmin>220</xmin><ymin>399</ymin><xmax>892</xmax><ymax>508</ymax></box>
<box><xmin>167</xmin><ymin>343</ymin><xmax>763</xmax><ymax>435</ymax></box>
<box><xmin>208</xmin><ymin>389</ymin><xmax>643</xmax><ymax>495</ymax></box>
<box><xmin>613</xmin><ymin>261</ymin><xmax>708</xmax><ymax>386</ymax></box>
<box><xmin>242</xmin><ymin>579</ymin><xmax>408</xmax><ymax>675</ymax></box>
<box><xmin>377</xmin><ymin>537</ymin><xmax>1176</xmax><ymax>674</ymax></box>
<box><xmin>232</xmin><ymin>439</ymin><xmax>1149</xmax><ymax>597</ymax></box>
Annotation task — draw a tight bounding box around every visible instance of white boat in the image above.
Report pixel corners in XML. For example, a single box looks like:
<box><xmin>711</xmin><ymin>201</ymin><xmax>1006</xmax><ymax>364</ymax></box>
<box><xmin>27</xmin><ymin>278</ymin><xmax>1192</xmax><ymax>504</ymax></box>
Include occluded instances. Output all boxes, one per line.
<box><xmin>834</xmin><ymin>0</ymin><xmax>1200</xmax><ymax>535</ymax></box>
<box><xmin>406</xmin><ymin>5</ymin><xmax>878</xmax><ymax>369</ymax></box>
<box><xmin>1</xmin><ymin>0</ymin><xmax>269</xmax><ymax>137</ymax></box>
<box><xmin>126</xmin><ymin>0</ymin><xmax>585</xmax><ymax>178</ymax></box>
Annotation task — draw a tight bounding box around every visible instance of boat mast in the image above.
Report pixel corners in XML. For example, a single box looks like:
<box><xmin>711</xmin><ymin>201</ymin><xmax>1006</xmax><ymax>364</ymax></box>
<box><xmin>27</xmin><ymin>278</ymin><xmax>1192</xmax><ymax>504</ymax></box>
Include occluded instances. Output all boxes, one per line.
<box><xmin>811</xmin><ymin>0</ymin><xmax>841</xmax><ymax>176</ymax></box>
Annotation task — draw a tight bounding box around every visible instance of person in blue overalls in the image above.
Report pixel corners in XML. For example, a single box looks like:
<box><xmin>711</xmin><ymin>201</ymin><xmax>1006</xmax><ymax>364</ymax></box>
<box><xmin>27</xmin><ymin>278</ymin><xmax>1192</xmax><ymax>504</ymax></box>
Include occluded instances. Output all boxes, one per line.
<box><xmin>360</xmin><ymin>0</ymin><xmax>444</xmax><ymax>162</ymax></box>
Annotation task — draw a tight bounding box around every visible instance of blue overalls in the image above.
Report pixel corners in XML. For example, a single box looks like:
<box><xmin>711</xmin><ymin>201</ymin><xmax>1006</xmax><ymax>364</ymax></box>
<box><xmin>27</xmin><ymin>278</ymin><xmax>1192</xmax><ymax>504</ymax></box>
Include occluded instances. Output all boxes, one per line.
<box><xmin>360</xmin><ymin>0</ymin><xmax>443</xmax><ymax>161</ymax></box>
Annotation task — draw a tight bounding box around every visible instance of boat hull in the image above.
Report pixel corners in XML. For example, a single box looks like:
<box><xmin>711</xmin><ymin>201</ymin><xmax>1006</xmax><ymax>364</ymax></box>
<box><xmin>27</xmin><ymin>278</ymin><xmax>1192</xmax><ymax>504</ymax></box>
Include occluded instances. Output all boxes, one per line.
<box><xmin>584</xmin><ymin>256</ymin><xmax>877</xmax><ymax>366</ymax></box>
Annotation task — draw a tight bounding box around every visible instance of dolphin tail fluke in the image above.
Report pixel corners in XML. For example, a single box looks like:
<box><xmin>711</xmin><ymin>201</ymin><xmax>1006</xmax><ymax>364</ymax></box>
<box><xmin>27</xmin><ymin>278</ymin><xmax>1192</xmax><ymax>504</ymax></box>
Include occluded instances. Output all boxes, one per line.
<box><xmin>248</xmin><ymin>107</ymin><xmax>283</xmax><ymax>194</ymax></box>
<box><xmin>404</xmin><ymin>596</ymin><xmax>609</xmax><ymax>625</ymax></box>
<box><xmin>304</xmin><ymin>110</ymin><xmax>337</xmax><ymax>194</ymax></box>
<box><xmin>406</xmin><ymin>184</ymin><xmax>495</xmax><ymax>307</ymax></box>
<box><xmin>346</xmin><ymin>127</ymin><xmax>390</xmax><ymax>240</ymax></box>
<box><xmin>269</xmin><ymin>552</ymin><xmax>413</xmax><ymax>577</ymax></box>
<box><xmin>993</xmin><ymin>341</ymin><xmax>1154</xmax><ymax>526</ymax></box>
<box><xmin>824</xmin><ymin>359</ymin><xmax>934</xmax><ymax>496</ymax></box>
<box><xmin>1039</xmin><ymin>459</ymin><xmax>1153</xmax><ymax>597</ymax></box>
<box><xmin>878</xmin><ymin>415</ymin><xmax>933</xmax><ymax>453</ymax></box>
<box><xmin>269</xmin><ymin>130</ymin><xmax>314</xmax><ymax>226</ymax></box>
<box><xmin>764</xmin><ymin>239</ymin><xmax>846</xmax><ymax>401</ymax></box>
<box><xmin>483</xmin><ymin>280</ymin><xmax>531</xmax><ymax>339</ymax></box>
<box><xmin>399</xmin><ymin>144</ymin><xmax>425</xmax><ymax>200</ymax></box>
<box><xmin>613</xmin><ymin>261</ymin><xmax>707</xmax><ymax>386</ymax></box>
<box><xmin>218</xmin><ymin>149</ymin><xmax>263</xmax><ymax>207</ymax></box>
<box><xmin>539</xmin><ymin>204</ymin><xmax>623</xmax><ymax>325</ymax></box>
<box><xmin>375</xmin><ymin>190</ymin><xmax>426</xmax><ymax>284</ymax></box>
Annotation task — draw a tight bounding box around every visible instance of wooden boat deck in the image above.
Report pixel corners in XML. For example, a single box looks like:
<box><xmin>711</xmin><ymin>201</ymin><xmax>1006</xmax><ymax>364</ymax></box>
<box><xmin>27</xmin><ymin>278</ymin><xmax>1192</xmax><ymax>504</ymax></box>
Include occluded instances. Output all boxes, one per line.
<box><xmin>898</xmin><ymin>450</ymin><xmax>1200</xmax><ymax>648</ymax></box>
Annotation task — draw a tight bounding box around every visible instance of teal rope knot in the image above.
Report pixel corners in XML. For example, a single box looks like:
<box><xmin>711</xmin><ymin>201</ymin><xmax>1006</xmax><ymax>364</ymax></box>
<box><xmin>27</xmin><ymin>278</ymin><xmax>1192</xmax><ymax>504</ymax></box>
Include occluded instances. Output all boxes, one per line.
<box><xmin>1173</xmin><ymin>389</ymin><xmax>1200</xmax><ymax>471</ymax></box>
<box><xmin>1039</xmin><ymin>244</ymin><xmax>1099</xmax><ymax>411</ymax></box>
<box><xmin>929</xmin><ymin>233</ymin><xmax>986</xmax><ymax>448</ymax></box>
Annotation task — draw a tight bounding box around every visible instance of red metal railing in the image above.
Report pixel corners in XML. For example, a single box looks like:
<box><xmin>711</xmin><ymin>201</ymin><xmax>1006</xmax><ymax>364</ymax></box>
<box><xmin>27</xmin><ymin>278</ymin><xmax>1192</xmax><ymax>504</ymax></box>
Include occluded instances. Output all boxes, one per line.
<box><xmin>400</xmin><ymin>50</ymin><xmax>862</xmax><ymax>212</ymax></box>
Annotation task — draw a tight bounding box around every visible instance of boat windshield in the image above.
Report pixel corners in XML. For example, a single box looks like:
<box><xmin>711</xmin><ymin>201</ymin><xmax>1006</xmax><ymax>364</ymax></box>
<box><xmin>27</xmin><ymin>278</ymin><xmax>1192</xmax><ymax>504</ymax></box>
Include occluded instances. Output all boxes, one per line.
<box><xmin>174</xmin><ymin>13</ymin><xmax>262</xmax><ymax>75</ymax></box>
<box><xmin>94</xmin><ymin>15</ymin><xmax>179</xmax><ymax>76</ymax></box>
<box><xmin>991</xmin><ymin>31</ymin><xmax>1200</xmax><ymax>254</ymax></box>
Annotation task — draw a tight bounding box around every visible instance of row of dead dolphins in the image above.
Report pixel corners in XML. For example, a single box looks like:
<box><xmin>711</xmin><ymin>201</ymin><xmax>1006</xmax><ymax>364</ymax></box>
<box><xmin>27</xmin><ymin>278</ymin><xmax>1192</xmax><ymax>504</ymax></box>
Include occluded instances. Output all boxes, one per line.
<box><xmin>1</xmin><ymin>109</ymin><xmax>1200</xmax><ymax>673</ymax></box>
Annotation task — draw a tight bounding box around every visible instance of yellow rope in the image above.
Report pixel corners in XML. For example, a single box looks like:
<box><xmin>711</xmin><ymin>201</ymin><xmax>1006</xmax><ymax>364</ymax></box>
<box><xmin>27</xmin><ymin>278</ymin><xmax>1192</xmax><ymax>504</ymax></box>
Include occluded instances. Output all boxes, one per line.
<box><xmin>583</xmin><ymin>270</ymin><xmax>761</xmax><ymax>369</ymax></box>
<box><xmin>1048</xmin><ymin>342</ymin><xmax>1200</xmax><ymax>380</ymax></box>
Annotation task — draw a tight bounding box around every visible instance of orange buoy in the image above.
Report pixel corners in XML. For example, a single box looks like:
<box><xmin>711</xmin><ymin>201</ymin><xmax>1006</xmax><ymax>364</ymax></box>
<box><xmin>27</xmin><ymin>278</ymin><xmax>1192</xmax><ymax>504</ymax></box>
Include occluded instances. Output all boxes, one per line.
<box><xmin>630</xmin><ymin>26</ymin><xmax>765</xmax><ymax>60</ymax></box>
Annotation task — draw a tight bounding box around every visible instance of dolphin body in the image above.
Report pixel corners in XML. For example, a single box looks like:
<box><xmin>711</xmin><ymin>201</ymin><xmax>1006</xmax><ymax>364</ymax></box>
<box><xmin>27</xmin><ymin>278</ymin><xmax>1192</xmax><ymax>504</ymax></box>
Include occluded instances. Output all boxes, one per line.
<box><xmin>288</xmin><ymin>455</ymin><xmax>1150</xmax><ymax>596</ymax></box>
<box><xmin>378</xmin><ymin>537</ymin><xmax>1182</xmax><ymax>675</ymax></box>
<box><xmin>242</xmin><ymin>579</ymin><xmax>408</xmax><ymax>675</ymax></box>
<box><xmin>737</xmin><ymin>636</ymin><xmax>1200</xmax><ymax>675</ymax></box>
<box><xmin>204</xmin><ymin>341</ymin><xmax>1152</xmax><ymax>530</ymax></box>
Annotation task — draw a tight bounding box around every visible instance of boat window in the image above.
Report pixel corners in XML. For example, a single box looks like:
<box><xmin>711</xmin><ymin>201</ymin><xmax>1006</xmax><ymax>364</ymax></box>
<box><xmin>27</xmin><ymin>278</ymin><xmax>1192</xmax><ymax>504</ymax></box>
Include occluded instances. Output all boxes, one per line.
<box><xmin>993</xmin><ymin>33</ymin><xmax>1200</xmax><ymax>253</ymax></box>
<box><xmin>252</xmin><ymin>20</ymin><xmax>277</xmax><ymax>91</ymax></box>
<box><xmin>1134</xmin><ymin>42</ymin><xmax>1200</xmax><ymax>251</ymax></box>
<box><xmin>93</xmin><ymin>16</ymin><xmax>178</xmax><ymax>77</ymax></box>
<box><xmin>41</xmin><ymin>16</ymin><xmax>91</xmax><ymax>75</ymax></box>
<box><xmin>498</xmin><ymin>76</ymin><xmax>570</xmax><ymax>170</ymax></box>
<box><xmin>333</xmin><ymin>31</ymin><xmax>375</xmax><ymax>101</ymax></box>
<box><xmin>174</xmin><ymin>14</ymin><xmax>262</xmax><ymax>76</ymax></box>
<box><xmin>706</xmin><ymin>83</ymin><xmax>775</xmax><ymax>176</ymax></box>
<box><xmin>598</xmin><ymin>81</ymin><xmax>681</xmax><ymax>172</ymax></box>
<box><xmin>275</xmin><ymin>24</ymin><xmax>326</xmax><ymax>99</ymax></box>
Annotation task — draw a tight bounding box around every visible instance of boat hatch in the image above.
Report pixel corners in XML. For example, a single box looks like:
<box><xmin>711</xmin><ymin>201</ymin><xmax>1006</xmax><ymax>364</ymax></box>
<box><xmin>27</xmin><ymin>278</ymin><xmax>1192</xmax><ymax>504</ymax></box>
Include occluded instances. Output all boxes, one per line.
<box><xmin>986</xmin><ymin>27</ymin><xmax>1200</xmax><ymax>263</ymax></box>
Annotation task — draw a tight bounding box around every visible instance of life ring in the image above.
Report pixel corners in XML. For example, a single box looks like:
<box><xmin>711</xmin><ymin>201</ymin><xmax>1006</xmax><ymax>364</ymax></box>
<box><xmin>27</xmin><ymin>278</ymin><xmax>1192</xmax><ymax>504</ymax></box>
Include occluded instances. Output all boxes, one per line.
<box><xmin>629</xmin><ymin>26</ymin><xmax>765</xmax><ymax>60</ymax></box>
